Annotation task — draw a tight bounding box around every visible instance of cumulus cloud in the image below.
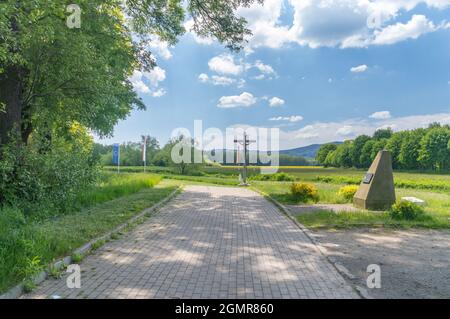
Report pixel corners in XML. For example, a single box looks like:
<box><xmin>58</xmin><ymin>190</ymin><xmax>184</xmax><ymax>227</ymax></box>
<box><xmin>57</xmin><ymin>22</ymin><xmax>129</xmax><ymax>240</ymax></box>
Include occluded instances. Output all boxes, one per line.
<box><xmin>235</xmin><ymin>0</ymin><xmax>450</xmax><ymax>50</ymax></box>
<box><xmin>130</xmin><ymin>68</ymin><xmax>166</xmax><ymax>97</ymax></box>
<box><xmin>269</xmin><ymin>115</ymin><xmax>303</xmax><ymax>122</ymax></box>
<box><xmin>372</xmin><ymin>15</ymin><xmax>437</xmax><ymax>45</ymax></box>
<box><xmin>269</xmin><ymin>97</ymin><xmax>285</xmax><ymax>107</ymax></box>
<box><xmin>208</xmin><ymin>54</ymin><xmax>244</xmax><ymax>75</ymax></box>
<box><xmin>206</xmin><ymin>54</ymin><xmax>276</xmax><ymax>79</ymax></box>
<box><xmin>370</xmin><ymin>111</ymin><xmax>392</xmax><ymax>119</ymax></box>
<box><xmin>351</xmin><ymin>65</ymin><xmax>368</xmax><ymax>73</ymax></box>
<box><xmin>217</xmin><ymin>92</ymin><xmax>257</xmax><ymax>108</ymax></box>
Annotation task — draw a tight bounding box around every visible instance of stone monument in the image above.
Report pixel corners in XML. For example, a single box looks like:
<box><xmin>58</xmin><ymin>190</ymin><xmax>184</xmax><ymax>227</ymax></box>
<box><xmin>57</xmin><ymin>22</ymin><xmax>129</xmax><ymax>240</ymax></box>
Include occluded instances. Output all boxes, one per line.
<box><xmin>353</xmin><ymin>150</ymin><xmax>396</xmax><ymax>210</ymax></box>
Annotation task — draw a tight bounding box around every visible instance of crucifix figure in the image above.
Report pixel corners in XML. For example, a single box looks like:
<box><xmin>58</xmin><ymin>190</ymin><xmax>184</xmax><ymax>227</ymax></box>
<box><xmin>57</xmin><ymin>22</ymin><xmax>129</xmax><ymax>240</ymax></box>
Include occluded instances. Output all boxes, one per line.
<box><xmin>234</xmin><ymin>132</ymin><xmax>256</xmax><ymax>186</ymax></box>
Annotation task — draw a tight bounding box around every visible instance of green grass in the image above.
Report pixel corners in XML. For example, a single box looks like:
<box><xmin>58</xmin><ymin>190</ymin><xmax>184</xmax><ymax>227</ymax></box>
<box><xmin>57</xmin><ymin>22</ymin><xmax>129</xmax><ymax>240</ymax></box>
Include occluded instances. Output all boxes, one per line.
<box><xmin>295</xmin><ymin>209</ymin><xmax>448</xmax><ymax>230</ymax></box>
<box><xmin>0</xmin><ymin>174</ymin><xmax>173</xmax><ymax>293</ymax></box>
<box><xmin>201</xmin><ymin>166</ymin><xmax>450</xmax><ymax>192</ymax></box>
<box><xmin>161</xmin><ymin>174</ymin><xmax>239</xmax><ymax>186</ymax></box>
<box><xmin>251</xmin><ymin>180</ymin><xmax>450</xmax><ymax>228</ymax></box>
<box><xmin>74</xmin><ymin>172</ymin><xmax>161</xmax><ymax>208</ymax></box>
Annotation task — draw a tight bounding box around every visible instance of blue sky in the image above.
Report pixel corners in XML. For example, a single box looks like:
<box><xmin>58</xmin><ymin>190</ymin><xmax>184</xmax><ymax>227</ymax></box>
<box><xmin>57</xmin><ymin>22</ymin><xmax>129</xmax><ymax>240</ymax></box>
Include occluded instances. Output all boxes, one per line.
<box><xmin>96</xmin><ymin>0</ymin><xmax>450</xmax><ymax>150</ymax></box>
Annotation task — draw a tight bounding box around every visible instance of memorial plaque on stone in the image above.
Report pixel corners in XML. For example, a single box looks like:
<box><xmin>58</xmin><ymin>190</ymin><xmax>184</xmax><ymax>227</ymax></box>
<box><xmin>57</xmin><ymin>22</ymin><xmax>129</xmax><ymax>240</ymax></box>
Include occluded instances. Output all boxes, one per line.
<box><xmin>353</xmin><ymin>150</ymin><xmax>396</xmax><ymax>210</ymax></box>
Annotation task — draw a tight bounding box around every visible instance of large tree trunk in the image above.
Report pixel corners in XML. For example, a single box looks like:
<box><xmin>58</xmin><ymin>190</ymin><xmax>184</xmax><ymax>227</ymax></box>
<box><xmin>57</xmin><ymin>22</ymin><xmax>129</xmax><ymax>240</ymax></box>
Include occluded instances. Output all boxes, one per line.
<box><xmin>0</xmin><ymin>65</ymin><xmax>25</xmax><ymax>147</ymax></box>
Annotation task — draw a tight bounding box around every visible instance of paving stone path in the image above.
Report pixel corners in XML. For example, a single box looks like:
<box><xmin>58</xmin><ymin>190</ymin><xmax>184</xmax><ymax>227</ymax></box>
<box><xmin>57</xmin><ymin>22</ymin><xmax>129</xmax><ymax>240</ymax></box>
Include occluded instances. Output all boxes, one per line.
<box><xmin>24</xmin><ymin>186</ymin><xmax>358</xmax><ymax>299</ymax></box>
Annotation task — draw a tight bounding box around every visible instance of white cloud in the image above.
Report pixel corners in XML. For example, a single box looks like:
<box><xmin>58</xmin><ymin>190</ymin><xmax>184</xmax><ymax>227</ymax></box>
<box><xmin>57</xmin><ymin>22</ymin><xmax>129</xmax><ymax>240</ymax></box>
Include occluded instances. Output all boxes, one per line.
<box><xmin>269</xmin><ymin>97</ymin><xmax>285</xmax><ymax>107</ymax></box>
<box><xmin>336</xmin><ymin>125</ymin><xmax>354</xmax><ymax>136</ymax></box>
<box><xmin>208</xmin><ymin>54</ymin><xmax>243</xmax><ymax>75</ymax></box>
<box><xmin>370</xmin><ymin>111</ymin><xmax>392</xmax><ymax>119</ymax></box>
<box><xmin>130</xmin><ymin>71</ymin><xmax>150</xmax><ymax>94</ymax></box>
<box><xmin>151</xmin><ymin>88</ymin><xmax>166</xmax><ymax>97</ymax></box>
<box><xmin>372</xmin><ymin>15</ymin><xmax>437</xmax><ymax>45</ymax></box>
<box><xmin>217</xmin><ymin>92</ymin><xmax>257</xmax><ymax>108</ymax></box>
<box><xmin>198</xmin><ymin>73</ymin><xmax>245</xmax><ymax>87</ymax></box>
<box><xmin>254</xmin><ymin>60</ymin><xmax>276</xmax><ymax>75</ymax></box>
<box><xmin>351</xmin><ymin>64</ymin><xmax>368</xmax><ymax>73</ymax></box>
<box><xmin>235</xmin><ymin>0</ymin><xmax>450</xmax><ymax>50</ymax></box>
<box><xmin>198</xmin><ymin>73</ymin><xmax>209</xmax><ymax>83</ymax></box>
<box><xmin>130</xmin><ymin>68</ymin><xmax>166</xmax><ymax>97</ymax></box>
<box><xmin>270</xmin><ymin>115</ymin><xmax>303</xmax><ymax>122</ymax></box>
<box><xmin>328</xmin><ymin>78</ymin><xmax>333</xmax><ymax>83</ymax></box>
<box><xmin>147</xmin><ymin>36</ymin><xmax>172</xmax><ymax>60</ymax></box>
<box><xmin>211</xmin><ymin>75</ymin><xmax>236</xmax><ymax>86</ymax></box>
<box><xmin>145</xmin><ymin>67</ymin><xmax>166</xmax><ymax>87</ymax></box>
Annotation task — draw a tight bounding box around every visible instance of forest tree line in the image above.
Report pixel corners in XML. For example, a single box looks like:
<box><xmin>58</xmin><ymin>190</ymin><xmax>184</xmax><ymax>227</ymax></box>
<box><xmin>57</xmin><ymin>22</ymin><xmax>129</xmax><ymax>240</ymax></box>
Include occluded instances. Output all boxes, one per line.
<box><xmin>316</xmin><ymin>123</ymin><xmax>450</xmax><ymax>171</ymax></box>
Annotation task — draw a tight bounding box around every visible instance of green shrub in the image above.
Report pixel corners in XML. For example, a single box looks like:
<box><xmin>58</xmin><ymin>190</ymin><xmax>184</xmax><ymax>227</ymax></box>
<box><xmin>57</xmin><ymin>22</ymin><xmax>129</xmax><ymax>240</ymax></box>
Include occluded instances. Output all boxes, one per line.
<box><xmin>389</xmin><ymin>201</ymin><xmax>426</xmax><ymax>220</ymax></box>
<box><xmin>290</xmin><ymin>182</ymin><xmax>319</xmax><ymax>203</ymax></box>
<box><xmin>337</xmin><ymin>185</ymin><xmax>359</xmax><ymax>202</ymax></box>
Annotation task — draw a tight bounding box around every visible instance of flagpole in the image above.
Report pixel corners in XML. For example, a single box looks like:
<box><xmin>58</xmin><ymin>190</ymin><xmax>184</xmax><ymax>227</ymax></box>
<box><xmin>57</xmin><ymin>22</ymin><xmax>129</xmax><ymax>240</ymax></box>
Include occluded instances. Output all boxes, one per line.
<box><xmin>143</xmin><ymin>136</ymin><xmax>147</xmax><ymax>173</ymax></box>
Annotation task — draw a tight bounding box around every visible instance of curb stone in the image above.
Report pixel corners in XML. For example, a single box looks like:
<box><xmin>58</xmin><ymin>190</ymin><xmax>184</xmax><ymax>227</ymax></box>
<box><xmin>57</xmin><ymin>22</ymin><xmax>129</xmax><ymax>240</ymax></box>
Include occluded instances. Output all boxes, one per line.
<box><xmin>0</xmin><ymin>187</ymin><xmax>181</xmax><ymax>300</ymax></box>
<box><xmin>251</xmin><ymin>187</ymin><xmax>372</xmax><ymax>299</ymax></box>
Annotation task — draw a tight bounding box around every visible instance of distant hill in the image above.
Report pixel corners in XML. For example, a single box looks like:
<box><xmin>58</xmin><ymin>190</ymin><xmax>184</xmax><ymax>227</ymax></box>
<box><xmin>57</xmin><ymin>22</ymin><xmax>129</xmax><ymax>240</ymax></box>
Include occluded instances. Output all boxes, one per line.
<box><xmin>204</xmin><ymin>142</ymin><xmax>343</xmax><ymax>164</ymax></box>
<box><xmin>280</xmin><ymin>142</ymin><xmax>343</xmax><ymax>159</ymax></box>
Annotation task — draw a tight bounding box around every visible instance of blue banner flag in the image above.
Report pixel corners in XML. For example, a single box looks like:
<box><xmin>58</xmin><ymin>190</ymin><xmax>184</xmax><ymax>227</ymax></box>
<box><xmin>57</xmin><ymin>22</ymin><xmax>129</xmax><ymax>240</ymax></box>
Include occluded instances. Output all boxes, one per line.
<box><xmin>112</xmin><ymin>144</ymin><xmax>120</xmax><ymax>165</ymax></box>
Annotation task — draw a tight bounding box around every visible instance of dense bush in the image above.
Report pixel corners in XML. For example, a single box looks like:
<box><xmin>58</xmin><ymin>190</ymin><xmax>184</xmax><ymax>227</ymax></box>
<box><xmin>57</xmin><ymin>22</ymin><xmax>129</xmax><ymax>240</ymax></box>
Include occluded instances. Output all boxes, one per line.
<box><xmin>389</xmin><ymin>201</ymin><xmax>426</xmax><ymax>220</ymax></box>
<box><xmin>0</xmin><ymin>125</ymin><xmax>98</xmax><ymax>217</ymax></box>
<box><xmin>290</xmin><ymin>182</ymin><xmax>319</xmax><ymax>203</ymax></box>
<box><xmin>337</xmin><ymin>185</ymin><xmax>359</xmax><ymax>202</ymax></box>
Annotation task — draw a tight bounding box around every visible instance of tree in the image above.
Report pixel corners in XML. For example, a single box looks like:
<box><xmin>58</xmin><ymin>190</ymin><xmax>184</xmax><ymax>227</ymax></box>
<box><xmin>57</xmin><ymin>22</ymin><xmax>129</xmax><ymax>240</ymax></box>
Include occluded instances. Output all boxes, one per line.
<box><xmin>418</xmin><ymin>127</ymin><xmax>450</xmax><ymax>171</ymax></box>
<box><xmin>399</xmin><ymin>129</ymin><xmax>425</xmax><ymax>170</ymax></box>
<box><xmin>350</xmin><ymin>135</ymin><xmax>371</xmax><ymax>168</ymax></box>
<box><xmin>0</xmin><ymin>0</ymin><xmax>264</xmax><ymax>149</ymax></box>
<box><xmin>373</xmin><ymin>128</ymin><xmax>393</xmax><ymax>140</ymax></box>
<box><xmin>334</xmin><ymin>141</ymin><xmax>353</xmax><ymax>168</ymax></box>
<box><xmin>371</xmin><ymin>139</ymin><xmax>388</xmax><ymax>160</ymax></box>
<box><xmin>385</xmin><ymin>132</ymin><xmax>407</xmax><ymax>169</ymax></box>
<box><xmin>359</xmin><ymin>140</ymin><xmax>376</xmax><ymax>168</ymax></box>
<box><xmin>316</xmin><ymin>144</ymin><xmax>338</xmax><ymax>165</ymax></box>
<box><xmin>141</xmin><ymin>135</ymin><xmax>160</xmax><ymax>164</ymax></box>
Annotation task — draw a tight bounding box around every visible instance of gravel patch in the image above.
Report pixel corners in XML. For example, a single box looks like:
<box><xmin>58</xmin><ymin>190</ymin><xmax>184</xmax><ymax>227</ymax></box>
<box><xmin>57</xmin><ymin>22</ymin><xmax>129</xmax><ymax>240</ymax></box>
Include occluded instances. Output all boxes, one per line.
<box><xmin>310</xmin><ymin>228</ymin><xmax>450</xmax><ymax>299</ymax></box>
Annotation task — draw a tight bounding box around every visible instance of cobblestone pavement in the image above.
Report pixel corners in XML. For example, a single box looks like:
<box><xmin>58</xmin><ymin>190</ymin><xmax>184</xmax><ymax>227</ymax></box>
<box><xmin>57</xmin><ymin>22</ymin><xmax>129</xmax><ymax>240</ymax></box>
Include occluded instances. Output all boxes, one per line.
<box><xmin>24</xmin><ymin>186</ymin><xmax>359</xmax><ymax>299</ymax></box>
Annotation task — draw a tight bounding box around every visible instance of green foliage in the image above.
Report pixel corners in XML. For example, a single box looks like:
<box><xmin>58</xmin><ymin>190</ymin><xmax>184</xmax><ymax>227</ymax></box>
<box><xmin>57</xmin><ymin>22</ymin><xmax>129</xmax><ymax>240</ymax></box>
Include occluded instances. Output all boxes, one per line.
<box><xmin>289</xmin><ymin>182</ymin><xmax>319</xmax><ymax>203</ymax></box>
<box><xmin>71</xmin><ymin>253</ymin><xmax>84</xmax><ymax>263</ymax></box>
<box><xmin>337</xmin><ymin>185</ymin><xmax>358</xmax><ymax>202</ymax></box>
<box><xmin>373</xmin><ymin>128</ymin><xmax>393</xmax><ymax>140</ymax></box>
<box><xmin>316</xmin><ymin>143</ymin><xmax>338</xmax><ymax>165</ymax></box>
<box><xmin>278</xmin><ymin>154</ymin><xmax>311</xmax><ymax>166</ymax></box>
<box><xmin>321</xmin><ymin>124</ymin><xmax>449</xmax><ymax>171</ymax></box>
<box><xmin>48</xmin><ymin>265</ymin><xmax>63</xmax><ymax>279</ymax></box>
<box><xmin>350</xmin><ymin>135</ymin><xmax>370</xmax><ymax>168</ymax></box>
<box><xmin>0</xmin><ymin>127</ymin><xmax>98</xmax><ymax>216</ymax></box>
<box><xmin>390</xmin><ymin>201</ymin><xmax>426</xmax><ymax>220</ymax></box>
<box><xmin>96</xmin><ymin>136</ymin><xmax>160</xmax><ymax>166</ymax></box>
<box><xmin>418</xmin><ymin>127</ymin><xmax>450</xmax><ymax>171</ymax></box>
<box><xmin>0</xmin><ymin>174</ymin><xmax>168</xmax><ymax>293</ymax></box>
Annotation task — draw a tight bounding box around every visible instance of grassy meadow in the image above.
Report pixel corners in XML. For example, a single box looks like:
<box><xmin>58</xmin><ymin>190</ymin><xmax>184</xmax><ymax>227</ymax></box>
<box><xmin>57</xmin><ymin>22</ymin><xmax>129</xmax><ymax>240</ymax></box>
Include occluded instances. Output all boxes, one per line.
<box><xmin>0</xmin><ymin>173</ymin><xmax>174</xmax><ymax>293</ymax></box>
